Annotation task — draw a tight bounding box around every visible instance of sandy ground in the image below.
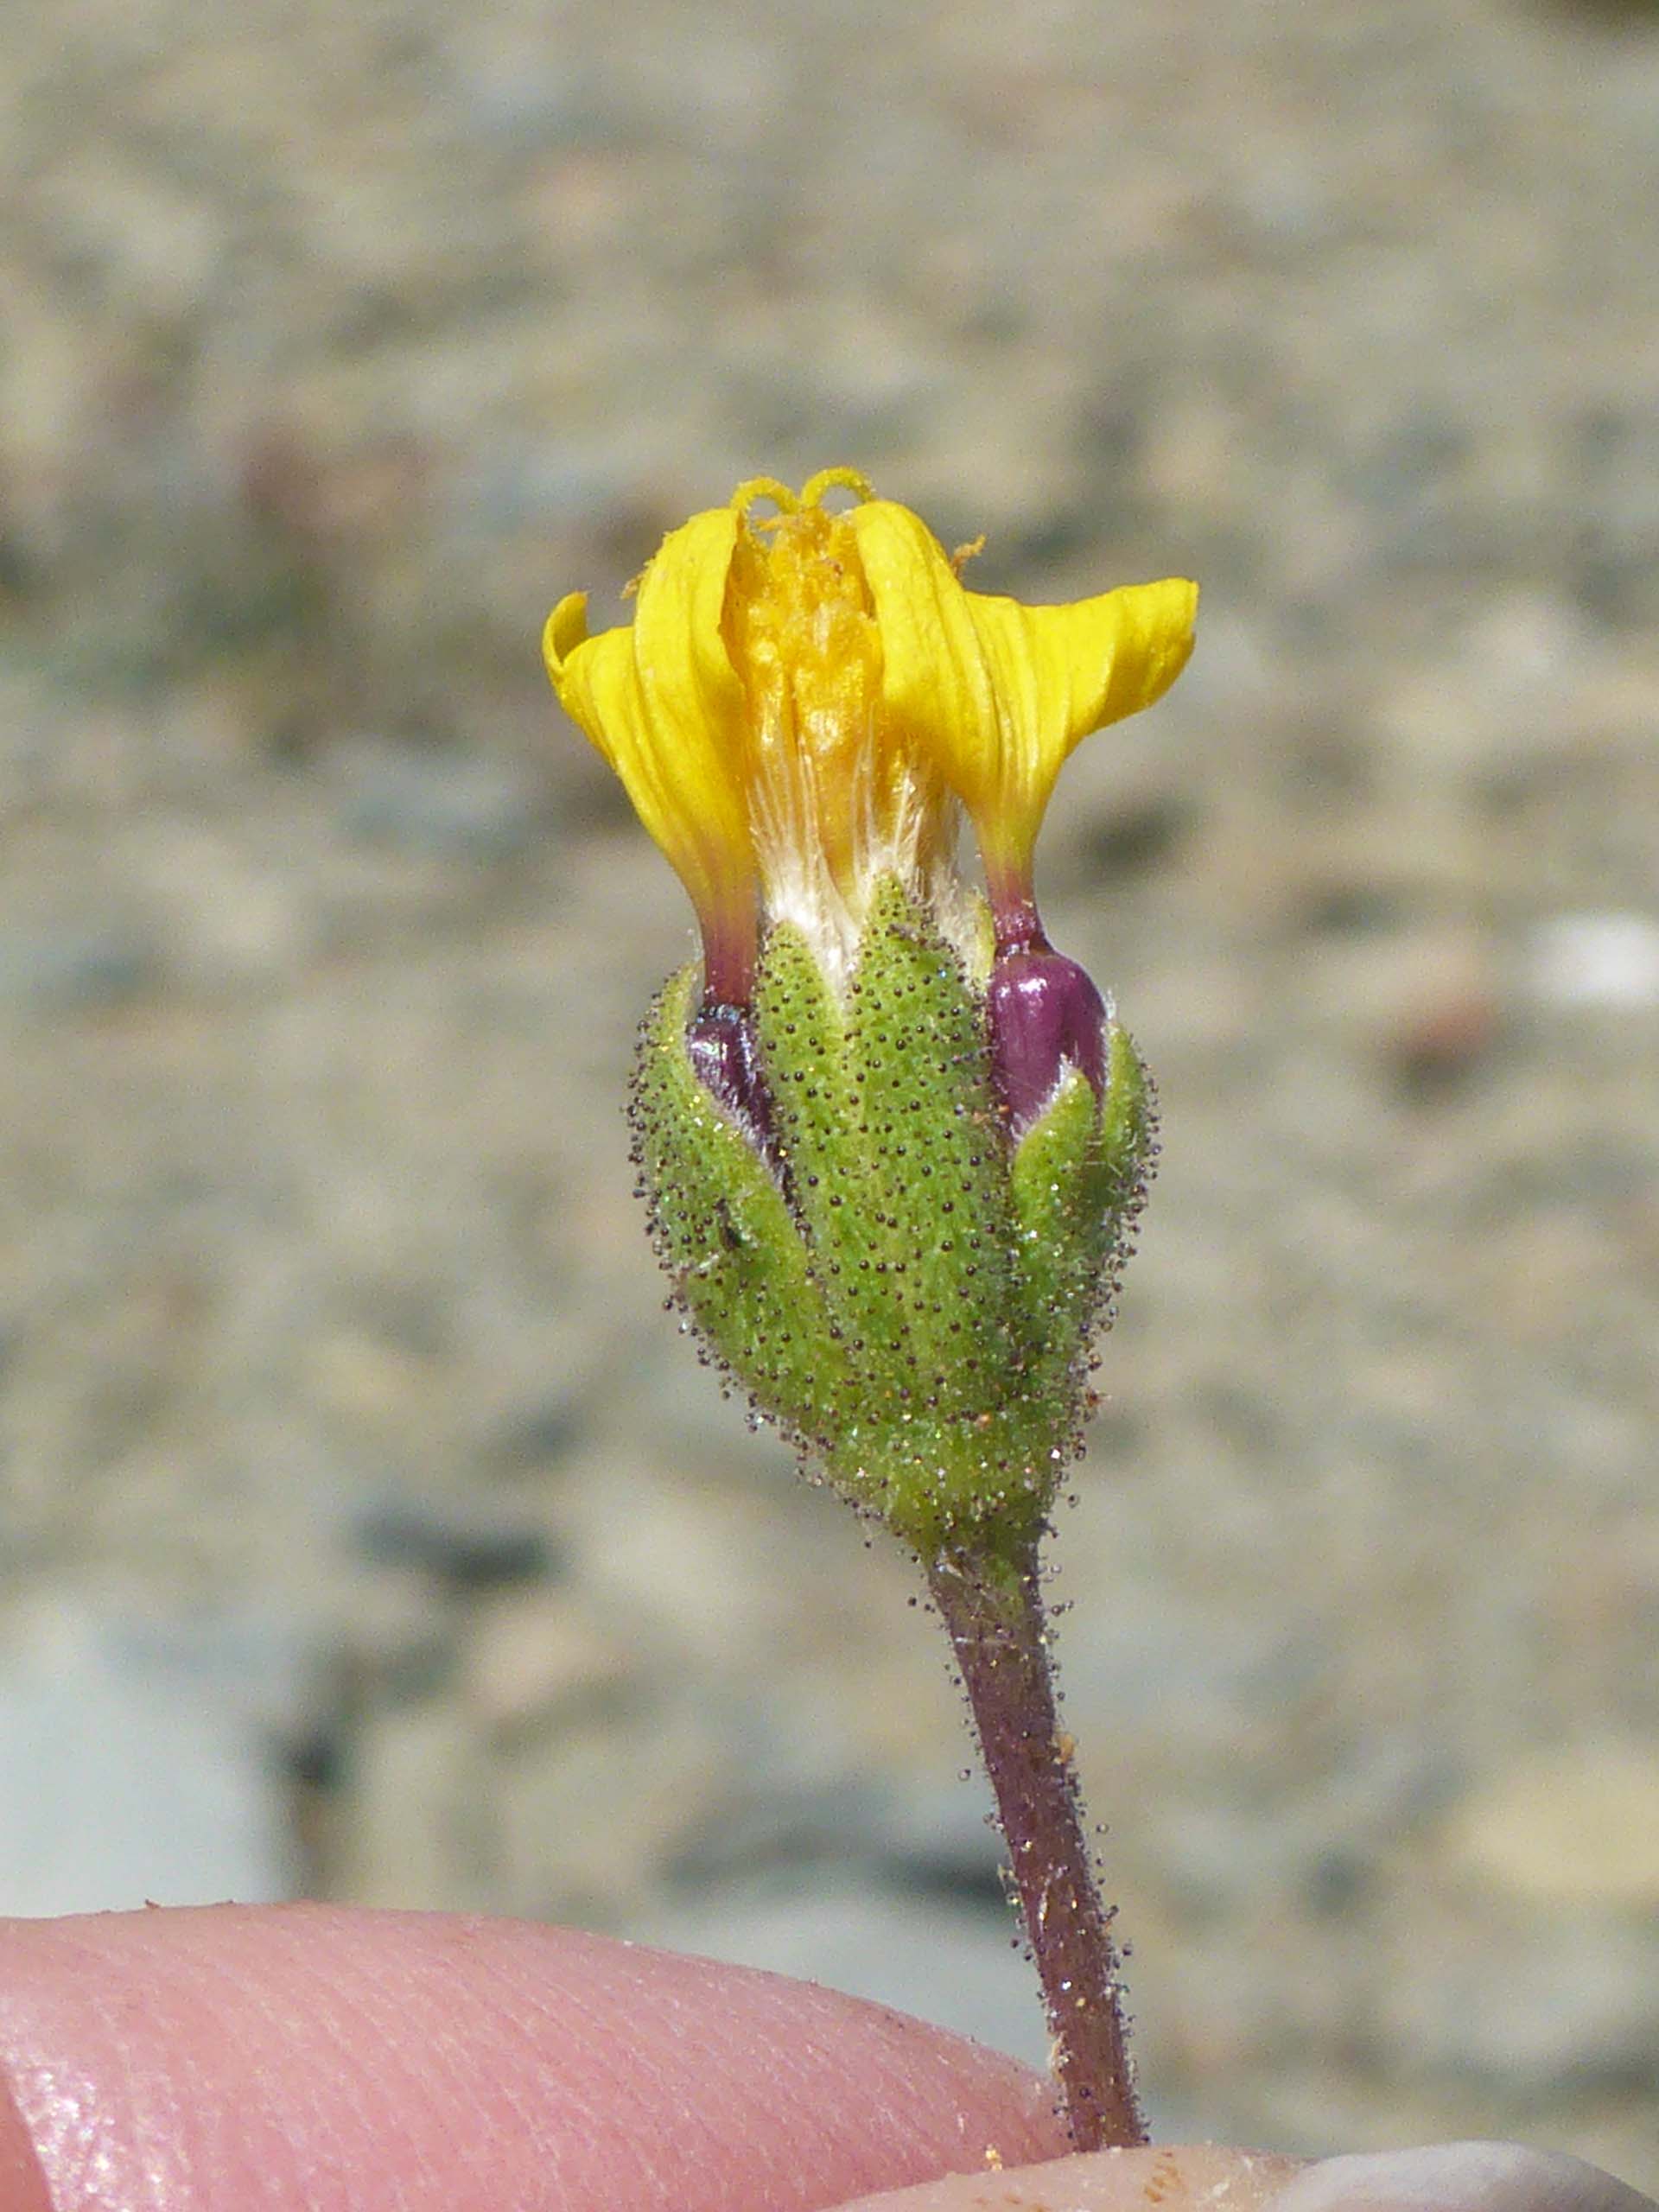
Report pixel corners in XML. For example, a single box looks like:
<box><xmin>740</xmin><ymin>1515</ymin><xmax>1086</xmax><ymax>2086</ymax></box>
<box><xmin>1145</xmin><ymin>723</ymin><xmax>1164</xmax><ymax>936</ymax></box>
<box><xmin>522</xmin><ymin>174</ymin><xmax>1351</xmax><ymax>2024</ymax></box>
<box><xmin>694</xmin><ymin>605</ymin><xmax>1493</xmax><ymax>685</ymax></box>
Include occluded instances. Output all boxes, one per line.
<box><xmin>0</xmin><ymin>0</ymin><xmax>1656</xmax><ymax>2187</ymax></box>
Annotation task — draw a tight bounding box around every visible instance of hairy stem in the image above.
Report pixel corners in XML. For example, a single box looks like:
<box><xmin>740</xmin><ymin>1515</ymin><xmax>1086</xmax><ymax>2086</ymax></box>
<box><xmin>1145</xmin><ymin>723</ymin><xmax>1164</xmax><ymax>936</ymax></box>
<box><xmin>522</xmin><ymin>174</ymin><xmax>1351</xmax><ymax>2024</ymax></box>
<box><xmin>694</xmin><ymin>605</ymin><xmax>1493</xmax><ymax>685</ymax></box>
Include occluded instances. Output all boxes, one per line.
<box><xmin>927</xmin><ymin>1537</ymin><xmax>1145</xmax><ymax>2152</ymax></box>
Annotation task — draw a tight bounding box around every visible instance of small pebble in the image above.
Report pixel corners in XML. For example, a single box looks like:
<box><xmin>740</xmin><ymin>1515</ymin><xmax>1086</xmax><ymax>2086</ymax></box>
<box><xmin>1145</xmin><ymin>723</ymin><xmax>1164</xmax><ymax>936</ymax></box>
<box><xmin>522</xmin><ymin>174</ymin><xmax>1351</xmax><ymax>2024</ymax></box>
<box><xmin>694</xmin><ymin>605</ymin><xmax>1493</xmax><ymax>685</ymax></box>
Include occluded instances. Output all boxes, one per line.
<box><xmin>1528</xmin><ymin>913</ymin><xmax>1659</xmax><ymax>1012</ymax></box>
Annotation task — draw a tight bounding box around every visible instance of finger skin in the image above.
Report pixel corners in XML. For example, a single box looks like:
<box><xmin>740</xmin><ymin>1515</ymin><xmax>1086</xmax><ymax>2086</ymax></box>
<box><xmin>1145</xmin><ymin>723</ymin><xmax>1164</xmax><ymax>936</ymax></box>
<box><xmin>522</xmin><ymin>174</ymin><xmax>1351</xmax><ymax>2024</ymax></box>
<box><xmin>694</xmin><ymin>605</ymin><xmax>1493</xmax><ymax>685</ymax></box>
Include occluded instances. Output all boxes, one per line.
<box><xmin>0</xmin><ymin>1904</ymin><xmax>1067</xmax><ymax>2212</ymax></box>
<box><xmin>831</xmin><ymin>2143</ymin><xmax>1303</xmax><ymax>2210</ymax></box>
<box><xmin>827</xmin><ymin>2141</ymin><xmax>1659</xmax><ymax>2212</ymax></box>
<box><xmin>0</xmin><ymin>2069</ymin><xmax>48</xmax><ymax>2212</ymax></box>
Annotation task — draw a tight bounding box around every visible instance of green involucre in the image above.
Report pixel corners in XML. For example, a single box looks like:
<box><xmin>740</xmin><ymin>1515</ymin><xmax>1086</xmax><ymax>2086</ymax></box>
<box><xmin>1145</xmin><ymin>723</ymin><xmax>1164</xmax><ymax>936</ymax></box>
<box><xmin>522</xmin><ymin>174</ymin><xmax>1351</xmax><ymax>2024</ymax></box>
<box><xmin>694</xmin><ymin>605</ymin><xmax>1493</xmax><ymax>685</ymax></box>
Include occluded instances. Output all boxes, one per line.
<box><xmin>631</xmin><ymin>881</ymin><xmax>1154</xmax><ymax>1558</ymax></box>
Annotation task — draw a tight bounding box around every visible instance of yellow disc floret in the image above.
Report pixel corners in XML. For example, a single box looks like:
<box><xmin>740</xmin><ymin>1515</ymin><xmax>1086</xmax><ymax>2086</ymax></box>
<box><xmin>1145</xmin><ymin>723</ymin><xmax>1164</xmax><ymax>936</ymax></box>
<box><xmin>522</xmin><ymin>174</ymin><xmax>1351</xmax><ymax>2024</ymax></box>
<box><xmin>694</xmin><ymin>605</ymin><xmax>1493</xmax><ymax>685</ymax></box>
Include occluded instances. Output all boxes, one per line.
<box><xmin>722</xmin><ymin>488</ymin><xmax>954</xmax><ymax>976</ymax></box>
<box><xmin>544</xmin><ymin>472</ymin><xmax>1197</xmax><ymax>994</ymax></box>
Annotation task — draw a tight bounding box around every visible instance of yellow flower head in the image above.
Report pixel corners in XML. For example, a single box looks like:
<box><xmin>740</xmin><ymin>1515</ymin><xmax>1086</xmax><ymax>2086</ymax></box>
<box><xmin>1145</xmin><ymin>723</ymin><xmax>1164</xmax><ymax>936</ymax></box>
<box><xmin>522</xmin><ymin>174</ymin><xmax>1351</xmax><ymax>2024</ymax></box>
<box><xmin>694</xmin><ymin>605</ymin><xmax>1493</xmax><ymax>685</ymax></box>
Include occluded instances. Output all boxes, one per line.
<box><xmin>546</xmin><ymin>471</ymin><xmax>1196</xmax><ymax>998</ymax></box>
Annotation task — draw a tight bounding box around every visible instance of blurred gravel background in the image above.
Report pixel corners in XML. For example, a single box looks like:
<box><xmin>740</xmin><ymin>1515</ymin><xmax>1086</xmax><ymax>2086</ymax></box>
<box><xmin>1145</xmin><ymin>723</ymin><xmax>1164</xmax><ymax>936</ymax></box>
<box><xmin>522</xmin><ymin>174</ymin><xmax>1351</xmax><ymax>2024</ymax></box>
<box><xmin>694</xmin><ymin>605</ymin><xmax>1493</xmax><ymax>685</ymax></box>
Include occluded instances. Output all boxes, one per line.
<box><xmin>1</xmin><ymin>0</ymin><xmax>1657</xmax><ymax>2186</ymax></box>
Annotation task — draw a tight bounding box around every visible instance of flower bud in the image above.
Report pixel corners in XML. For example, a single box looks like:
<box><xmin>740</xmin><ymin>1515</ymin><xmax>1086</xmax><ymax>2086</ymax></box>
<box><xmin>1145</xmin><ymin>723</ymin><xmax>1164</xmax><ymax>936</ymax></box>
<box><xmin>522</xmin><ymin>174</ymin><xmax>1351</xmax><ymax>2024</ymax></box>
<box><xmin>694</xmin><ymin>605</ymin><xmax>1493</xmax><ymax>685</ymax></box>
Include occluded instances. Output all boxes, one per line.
<box><xmin>554</xmin><ymin>473</ymin><xmax>1190</xmax><ymax>1564</ymax></box>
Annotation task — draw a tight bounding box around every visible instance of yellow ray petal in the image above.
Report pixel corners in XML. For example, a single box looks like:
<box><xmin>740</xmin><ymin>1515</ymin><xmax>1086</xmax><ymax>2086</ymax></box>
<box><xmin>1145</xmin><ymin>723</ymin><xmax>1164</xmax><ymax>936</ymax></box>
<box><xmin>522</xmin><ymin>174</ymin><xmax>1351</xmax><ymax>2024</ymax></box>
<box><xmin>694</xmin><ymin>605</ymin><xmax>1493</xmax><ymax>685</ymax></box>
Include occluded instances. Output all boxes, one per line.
<box><xmin>545</xmin><ymin>506</ymin><xmax>759</xmax><ymax>995</ymax></box>
<box><xmin>849</xmin><ymin>500</ymin><xmax>1196</xmax><ymax>904</ymax></box>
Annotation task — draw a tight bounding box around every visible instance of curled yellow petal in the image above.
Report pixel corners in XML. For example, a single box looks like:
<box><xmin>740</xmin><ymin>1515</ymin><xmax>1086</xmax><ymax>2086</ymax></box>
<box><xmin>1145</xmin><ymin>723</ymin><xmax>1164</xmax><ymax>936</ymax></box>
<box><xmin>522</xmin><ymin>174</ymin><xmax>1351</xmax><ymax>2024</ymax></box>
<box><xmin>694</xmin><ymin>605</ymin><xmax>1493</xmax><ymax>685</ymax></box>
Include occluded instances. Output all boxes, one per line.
<box><xmin>544</xmin><ymin>506</ymin><xmax>759</xmax><ymax>998</ymax></box>
<box><xmin>848</xmin><ymin>500</ymin><xmax>1196</xmax><ymax>923</ymax></box>
<box><xmin>545</xmin><ymin>471</ymin><xmax>1196</xmax><ymax>990</ymax></box>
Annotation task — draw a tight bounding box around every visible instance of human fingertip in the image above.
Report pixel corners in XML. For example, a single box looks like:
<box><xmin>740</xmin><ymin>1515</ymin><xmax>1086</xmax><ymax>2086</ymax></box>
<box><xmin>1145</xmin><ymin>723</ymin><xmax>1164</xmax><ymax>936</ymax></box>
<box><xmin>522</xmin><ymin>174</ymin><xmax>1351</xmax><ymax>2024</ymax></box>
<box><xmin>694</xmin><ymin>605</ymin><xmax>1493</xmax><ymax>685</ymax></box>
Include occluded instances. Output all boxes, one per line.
<box><xmin>1264</xmin><ymin>2144</ymin><xmax>1656</xmax><ymax>2212</ymax></box>
<box><xmin>829</xmin><ymin>2141</ymin><xmax>1304</xmax><ymax>2210</ymax></box>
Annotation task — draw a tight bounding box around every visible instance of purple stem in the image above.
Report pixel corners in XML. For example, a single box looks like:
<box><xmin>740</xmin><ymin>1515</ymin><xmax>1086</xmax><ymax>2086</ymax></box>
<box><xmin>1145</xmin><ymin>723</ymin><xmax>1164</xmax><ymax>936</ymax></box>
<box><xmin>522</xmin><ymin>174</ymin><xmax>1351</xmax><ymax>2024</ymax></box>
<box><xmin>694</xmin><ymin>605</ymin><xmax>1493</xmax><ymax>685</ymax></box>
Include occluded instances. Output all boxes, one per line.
<box><xmin>927</xmin><ymin>1538</ymin><xmax>1145</xmax><ymax>2153</ymax></box>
